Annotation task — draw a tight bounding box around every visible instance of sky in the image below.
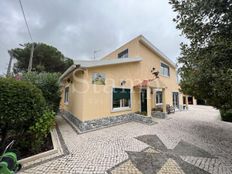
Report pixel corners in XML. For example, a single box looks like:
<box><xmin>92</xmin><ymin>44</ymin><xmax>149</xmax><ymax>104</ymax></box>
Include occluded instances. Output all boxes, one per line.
<box><xmin>0</xmin><ymin>0</ymin><xmax>186</xmax><ymax>75</ymax></box>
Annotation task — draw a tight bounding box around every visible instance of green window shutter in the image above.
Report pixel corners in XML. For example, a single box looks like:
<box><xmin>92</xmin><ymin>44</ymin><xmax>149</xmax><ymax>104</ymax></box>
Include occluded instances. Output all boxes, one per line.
<box><xmin>113</xmin><ymin>88</ymin><xmax>121</xmax><ymax>100</ymax></box>
<box><xmin>113</xmin><ymin>88</ymin><xmax>130</xmax><ymax>100</ymax></box>
<box><xmin>122</xmin><ymin>89</ymin><xmax>130</xmax><ymax>99</ymax></box>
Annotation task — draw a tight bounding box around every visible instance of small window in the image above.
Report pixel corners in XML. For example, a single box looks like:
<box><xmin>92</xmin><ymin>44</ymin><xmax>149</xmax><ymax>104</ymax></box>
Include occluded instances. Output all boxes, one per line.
<box><xmin>156</xmin><ymin>91</ymin><xmax>162</xmax><ymax>104</ymax></box>
<box><xmin>160</xmin><ymin>63</ymin><xmax>170</xmax><ymax>76</ymax></box>
<box><xmin>64</xmin><ymin>87</ymin><xmax>69</xmax><ymax>104</ymax></box>
<box><xmin>112</xmin><ymin>88</ymin><xmax>131</xmax><ymax>110</ymax></box>
<box><xmin>118</xmin><ymin>49</ymin><xmax>128</xmax><ymax>58</ymax></box>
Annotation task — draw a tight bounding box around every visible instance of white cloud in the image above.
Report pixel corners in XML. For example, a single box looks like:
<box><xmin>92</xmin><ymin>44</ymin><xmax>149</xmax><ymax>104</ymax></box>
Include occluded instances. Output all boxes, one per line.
<box><xmin>0</xmin><ymin>0</ymin><xmax>186</xmax><ymax>74</ymax></box>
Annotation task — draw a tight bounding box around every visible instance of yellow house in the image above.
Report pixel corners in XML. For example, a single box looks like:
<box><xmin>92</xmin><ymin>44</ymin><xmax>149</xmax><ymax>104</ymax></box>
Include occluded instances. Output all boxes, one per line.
<box><xmin>59</xmin><ymin>35</ymin><xmax>196</xmax><ymax>131</ymax></box>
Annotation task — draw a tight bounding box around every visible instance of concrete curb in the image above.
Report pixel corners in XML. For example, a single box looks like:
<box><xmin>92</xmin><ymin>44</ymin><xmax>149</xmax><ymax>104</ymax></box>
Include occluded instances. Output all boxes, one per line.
<box><xmin>19</xmin><ymin>128</ymin><xmax>63</xmax><ymax>168</ymax></box>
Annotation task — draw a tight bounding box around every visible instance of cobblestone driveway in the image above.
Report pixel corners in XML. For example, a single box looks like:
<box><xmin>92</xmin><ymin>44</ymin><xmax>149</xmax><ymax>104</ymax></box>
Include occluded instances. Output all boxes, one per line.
<box><xmin>21</xmin><ymin>106</ymin><xmax>232</xmax><ymax>174</ymax></box>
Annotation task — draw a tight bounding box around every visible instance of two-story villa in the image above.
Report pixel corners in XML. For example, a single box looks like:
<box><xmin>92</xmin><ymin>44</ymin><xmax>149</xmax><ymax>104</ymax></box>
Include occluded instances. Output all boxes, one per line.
<box><xmin>59</xmin><ymin>35</ymin><xmax>196</xmax><ymax>132</ymax></box>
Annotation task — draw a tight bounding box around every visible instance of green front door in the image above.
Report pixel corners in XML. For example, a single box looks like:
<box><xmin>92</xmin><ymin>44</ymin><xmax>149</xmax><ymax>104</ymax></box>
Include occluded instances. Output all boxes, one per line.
<box><xmin>141</xmin><ymin>89</ymin><xmax>147</xmax><ymax>112</ymax></box>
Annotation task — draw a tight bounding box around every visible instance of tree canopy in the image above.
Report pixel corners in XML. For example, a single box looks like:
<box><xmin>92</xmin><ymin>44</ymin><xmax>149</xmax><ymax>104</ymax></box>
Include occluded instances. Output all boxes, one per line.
<box><xmin>169</xmin><ymin>0</ymin><xmax>232</xmax><ymax>111</ymax></box>
<box><xmin>12</xmin><ymin>43</ymin><xmax>73</xmax><ymax>73</ymax></box>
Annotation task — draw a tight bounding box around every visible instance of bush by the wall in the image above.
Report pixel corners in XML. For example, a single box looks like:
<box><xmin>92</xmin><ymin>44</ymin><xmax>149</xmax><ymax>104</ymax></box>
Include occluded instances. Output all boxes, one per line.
<box><xmin>29</xmin><ymin>109</ymin><xmax>56</xmax><ymax>152</ymax></box>
<box><xmin>22</xmin><ymin>72</ymin><xmax>61</xmax><ymax>112</ymax></box>
<box><xmin>220</xmin><ymin>109</ymin><xmax>232</xmax><ymax>122</ymax></box>
<box><xmin>0</xmin><ymin>78</ymin><xmax>46</xmax><ymax>146</ymax></box>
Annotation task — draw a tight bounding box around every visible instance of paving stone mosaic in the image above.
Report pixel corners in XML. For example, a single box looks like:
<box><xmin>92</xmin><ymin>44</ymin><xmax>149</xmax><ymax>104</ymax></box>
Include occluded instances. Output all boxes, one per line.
<box><xmin>20</xmin><ymin>106</ymin><xmax>232</xmax><ymax>174</ymax></box>
<box><xmin>108</xmin><ymin>135</ymin><xmax>214</xmax><ymax>174</ymax></box>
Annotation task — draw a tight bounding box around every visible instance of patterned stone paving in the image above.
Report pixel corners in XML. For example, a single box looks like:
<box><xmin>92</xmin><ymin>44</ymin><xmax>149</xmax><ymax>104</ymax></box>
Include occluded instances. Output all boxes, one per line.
<box><xmin>180</xmin><ymin>156</ymin><xmax>232</xmax><ymax>174</ymax></box>
<box><xmin>108</xmin><ymin>135</ymin><xmax>215</xmax><ymax>174</ymax></box>
<box><xmin>108</xmin><ymin>146</ymin><xmax>185</xmax><ymax>174</ymax></box>
<box><xmin>158</xmin><ymin>159</ymin><xmax>184</xmax><ymax>174</ymax></box>
<box><xmin>110</xmin><ymin>160</ymin><xmax>142</xmax><ymax>174</ymax></box>
<box><xmin>109</xmin><ymin>158</ymin><xmax>185</xmax><ymax>174</ymax></box>
<box><xmin>20</xmin><ymin>106</ymin><xmax>232</xmax><ymax>174</ymax></box>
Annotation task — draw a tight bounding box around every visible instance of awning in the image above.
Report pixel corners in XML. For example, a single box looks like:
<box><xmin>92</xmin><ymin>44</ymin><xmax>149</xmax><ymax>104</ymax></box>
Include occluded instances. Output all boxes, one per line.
<box><xmin>134</xmin><ymin>78</ymin><xmax>167</xmax><ymax>89</ymax></box>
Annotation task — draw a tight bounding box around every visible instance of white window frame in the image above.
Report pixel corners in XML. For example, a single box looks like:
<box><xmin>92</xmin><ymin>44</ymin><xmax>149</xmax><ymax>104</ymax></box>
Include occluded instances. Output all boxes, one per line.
<box><xmin>160</xmin><ymin>62</ymin><xmax>170</xmax><ymax>77</ymax></box>
<box><xmin>111</xmin><ymin>87</ymin><xmax>132</xmax><ymax>112</ymax></box>
<box><xmin>64</xmin><ymin>85</ymin><xmax>70</xmax><ymax>105</ymax></box>
<box><xmin>155</xmin><ymin>89</ymin><xmax>163</xmax><ymax>106</ymax></box>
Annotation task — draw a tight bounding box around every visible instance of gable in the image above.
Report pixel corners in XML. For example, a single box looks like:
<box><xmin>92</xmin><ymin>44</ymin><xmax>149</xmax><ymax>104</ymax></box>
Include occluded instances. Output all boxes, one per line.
<box><xmin>138</xmin><ymin>40</ymin><xmax>174</xmax><ymax>69</ymax></box>
<box><xmin>102</xmin><ymin>36</ymin><xmax>140</xmax><ymax>60</ymax></box>
<box><xmin>138</xmin><ymin>36</ymin><xmax>176</xmax><ymax>68</ymax></box>
<box><xmin>102</xmin><ymin>35</ymin><xmax>176</xmax><ymax>69</ymax></box>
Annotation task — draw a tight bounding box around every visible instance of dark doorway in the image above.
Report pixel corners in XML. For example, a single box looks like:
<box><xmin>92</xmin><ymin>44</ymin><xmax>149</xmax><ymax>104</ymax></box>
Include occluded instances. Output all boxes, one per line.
<box><xmin>183</xmin><ymin>96</ymin><xmax>186</xmax><ymax>105</ymax></box>
<box><xmin>140</xmin><ymin>89</ymin><xmax>147</xmax><ymax>112</ymax></box>
<box><xmin>188</xmin><ymin>96</ymin><xmax>193</xmax><ymax>105</ymax></box>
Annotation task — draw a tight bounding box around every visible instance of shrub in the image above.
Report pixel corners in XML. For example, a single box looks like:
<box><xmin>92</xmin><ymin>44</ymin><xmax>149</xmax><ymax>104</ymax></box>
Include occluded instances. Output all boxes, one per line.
<box><xmin>22</xmin><ymin>72</ymin><xmax>61</xmax><ymax>112</ymax></box>
<box><xmin>29</xmin><ymin>109</ymin><xmax>56</xmax><ymax>152</ymax></box>
<box><xmin>220</xmin><ymin>109</ymin><xmax>232</xmax><ymax>122</ymax></box>
<box><xmin>0</xmin><ymin>78</ymin><xmax>45</xmax><ymax>146</ymax></box>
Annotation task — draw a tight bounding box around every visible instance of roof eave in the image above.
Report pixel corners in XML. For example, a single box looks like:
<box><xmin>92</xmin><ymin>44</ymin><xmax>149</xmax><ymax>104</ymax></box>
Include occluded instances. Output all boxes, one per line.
<box><xmin>74</xmin><ymin>57</ymin><xmax>142</xmax><ymax>69</ymax></box>
<box><xmin>59</xmin><ymin>64</ymin><xmax>80</xmax><ymax>82</ymax></box>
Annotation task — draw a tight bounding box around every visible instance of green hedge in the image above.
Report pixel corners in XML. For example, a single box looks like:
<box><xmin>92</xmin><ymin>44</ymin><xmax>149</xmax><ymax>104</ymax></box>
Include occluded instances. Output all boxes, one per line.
<box><xmin>0</xmin><ymin>78</ymin><xmax>57</xmax><ymax>156</ymax></box>
<box><xmin>0</xmin><ymin>78</ymin><xmax>45</xmax><ymax>146</ymax></box>
<box><xmin>220</xmin><ymin>109</ymin><xmax>232</xmax><ymax>122</ymax></box>
<box><xmin>22</xmin><ymin>72</ymin><xmax>61</xmax><ymax>112</ymax></box>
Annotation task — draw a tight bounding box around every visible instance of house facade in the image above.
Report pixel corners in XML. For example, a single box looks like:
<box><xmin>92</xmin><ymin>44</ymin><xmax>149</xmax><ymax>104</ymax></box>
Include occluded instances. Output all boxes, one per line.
<box><xmin>60</xmin><ymin>35</ymin><xmax>196</xmax><ymax>131</ymax></box>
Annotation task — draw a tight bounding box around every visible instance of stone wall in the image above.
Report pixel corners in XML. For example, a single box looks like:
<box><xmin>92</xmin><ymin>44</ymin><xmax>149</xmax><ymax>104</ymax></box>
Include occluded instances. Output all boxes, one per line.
<box><xmin>62</xmin><ymin>111</ymin><xmax>155</xmax><ymax>132</ymax></box>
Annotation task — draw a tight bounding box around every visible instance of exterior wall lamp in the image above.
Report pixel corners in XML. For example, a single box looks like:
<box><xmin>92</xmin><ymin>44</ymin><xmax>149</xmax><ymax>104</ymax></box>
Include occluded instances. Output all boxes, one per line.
<box><xmin>120</xmin><ymin>80</ymin><xmax>126</xmax><ymax>86</ymax></box>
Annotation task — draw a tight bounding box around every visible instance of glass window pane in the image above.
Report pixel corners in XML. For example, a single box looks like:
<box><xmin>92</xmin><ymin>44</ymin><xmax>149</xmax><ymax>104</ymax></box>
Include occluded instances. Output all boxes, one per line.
<box><xmin>161</xmin><ymin>63</ymin><xmax>170</xmax><ymax>76</ymax></box>
<box><xmin>113</xmin><ymin>99</ymin><xmax>120</xmax><ymax>108</ymax></box>
<box><xmin>122</xmin><ymin>98</ymin><xmax>130</xmax><ymax>107</ymax></box>
<box><xmin>156</xmin><ymin>91</ymin><xmax>162</xmax><ymax>104</ymax></box>
<box><xmin>165</xmin><ymin>68</ymin><xmax>168</xmax><ymax>76</ymax></box>
<box><xmin>113</xmin><ymin>88</ymin><xmax>131</xmax><ymax>108</ymax></box>
<box><xmin>64</xmin><ymin>87</ymin><xmax>69</xmax><ymax>103</ymax></box>
<box><xmin>118</xmin><ymin>49</ymin><xmax>128</xmax><ymax>58</ymax></box>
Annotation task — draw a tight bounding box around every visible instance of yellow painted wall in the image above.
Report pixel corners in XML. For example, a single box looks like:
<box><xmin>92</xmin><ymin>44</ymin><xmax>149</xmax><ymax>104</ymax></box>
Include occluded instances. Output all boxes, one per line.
<box><xmin>83</xmin><ymin>63</ymin><xmax>142</xmax><ymax>121</ymax></box>
<box><xmin>62</xmin><ymin>36</ymin><xmax>184</xmax><ymax>121</ymax></box>
<box><xmin>61</xmin><ymin>70</ymin><xmax>86</xmax><ymax>121</ymax></box>
<box><xmin>137</xmin><ymin>42</ymin><xmax>180</xmax><ymax>106</ymax></box>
